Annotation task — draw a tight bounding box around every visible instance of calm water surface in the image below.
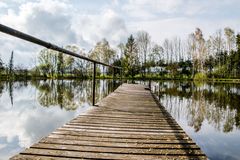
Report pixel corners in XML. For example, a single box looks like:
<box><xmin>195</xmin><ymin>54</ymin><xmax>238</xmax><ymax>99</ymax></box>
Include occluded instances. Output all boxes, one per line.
<box><xmin>149</xmin><ymin>81</ymin><xmax>240</xmax><ymax>160</ymax></box>
<box><xmin>1</xmin><ymin>80</ymin><xmax>240</xmax><ymax>159</ymax></box>
<box><xmin>0</xmin><ymin>79</ymin><xmax>120</xmax><ymax>159</ymax></box>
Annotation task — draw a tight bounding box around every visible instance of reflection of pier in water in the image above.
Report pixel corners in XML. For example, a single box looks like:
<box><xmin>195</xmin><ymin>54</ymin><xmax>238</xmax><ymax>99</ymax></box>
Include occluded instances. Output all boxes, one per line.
<box><xmin>11</xmin><ymin>84</ymin><xmax>206</xmax><ymax>159</ymax></box>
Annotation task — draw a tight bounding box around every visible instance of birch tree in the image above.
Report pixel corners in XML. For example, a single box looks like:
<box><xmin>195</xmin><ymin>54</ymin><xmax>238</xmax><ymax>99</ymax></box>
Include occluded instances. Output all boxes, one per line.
<box><xmin>136</xmin><ymin>31</ymin><xmax>151</xmax><ymax>76</ymax></box>
<box><xmin>224</xmin><ymin>27</ymin><xmax>235</xmax><ymax>54</ymax></box>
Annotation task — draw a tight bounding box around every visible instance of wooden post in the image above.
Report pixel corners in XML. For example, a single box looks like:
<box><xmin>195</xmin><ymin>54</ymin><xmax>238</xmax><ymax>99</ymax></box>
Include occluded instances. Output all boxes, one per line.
<box><xmin>159</xmin><ymin>81</ymin><xmax>161</xmax><ymax>100</ymax></box>
<box><xmin>149</xmin><ymin>79</ymin><xmax>151</xmax><ymax>90</ymax></box>
<box><xmin>113</xmin><ymin>67</ymin><xmax>115</xmax><ymax>79</ymax></box>
<box><xmin>120</xmin><ymin>68</ymin><xmax>123</xmax><ymax>85</ymax></box>
<box><xmin>113</xmin><ymin>67</ymin><xmax>116</xmax><ymax>89</ymax></box>
<box><xmin>92</xmin><ymin>62</ymin><xmax>96</xmax><ymax>106</ymax></box>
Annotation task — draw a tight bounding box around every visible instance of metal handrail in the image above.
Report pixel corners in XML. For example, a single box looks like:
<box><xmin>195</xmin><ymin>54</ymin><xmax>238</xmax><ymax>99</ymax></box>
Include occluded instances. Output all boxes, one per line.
<box><xmin>0</xmin><ymin>24</ymin><xmax>121</xmax><ymax>69</ymax></box>
<box><xmin>0</xmin><ymin>24</ymin><xmax>122</xmax><ymax>106</ymax></box>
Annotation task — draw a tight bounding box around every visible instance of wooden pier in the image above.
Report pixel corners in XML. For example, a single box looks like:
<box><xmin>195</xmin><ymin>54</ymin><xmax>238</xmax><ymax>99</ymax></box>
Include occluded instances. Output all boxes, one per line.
<box><xmin>11</xmin><ymin>84</ymin><xmax>207</xmax><ymax>159</ymax></box>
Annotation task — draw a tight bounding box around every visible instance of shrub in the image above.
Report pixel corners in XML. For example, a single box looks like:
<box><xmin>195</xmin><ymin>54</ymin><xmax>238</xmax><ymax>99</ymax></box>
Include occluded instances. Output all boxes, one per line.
<box><xmin>194</xmin><ymin>73</ymin><xmax>207</xmax><ymax>81</ymax></box>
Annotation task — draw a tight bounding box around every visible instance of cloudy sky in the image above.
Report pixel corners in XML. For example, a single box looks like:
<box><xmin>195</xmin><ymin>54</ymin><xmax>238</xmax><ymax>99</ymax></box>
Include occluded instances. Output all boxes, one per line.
<box><xmin>0</xmin><ymin>0</ymin><xmax>240</xmax><ymax>67</ymax></box>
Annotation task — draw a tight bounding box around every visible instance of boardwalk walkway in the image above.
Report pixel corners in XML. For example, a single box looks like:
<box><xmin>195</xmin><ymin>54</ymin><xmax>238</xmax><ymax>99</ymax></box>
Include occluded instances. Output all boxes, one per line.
<box><xmin>11</xmin><ymin>83</ymin><xmax>206</xmax><ymax>159</ymax></box>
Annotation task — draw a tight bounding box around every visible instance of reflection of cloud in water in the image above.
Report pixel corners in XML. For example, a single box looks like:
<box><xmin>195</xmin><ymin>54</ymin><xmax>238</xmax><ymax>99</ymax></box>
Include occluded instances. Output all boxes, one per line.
<box><xmin>157</xmin><ymin>81</ymin><xmax>240</xmax><ymax>160</ymax></box>
<box><xmin>0</xmin><ymin>80</ymin><xmax>119</xmax><ymax>159</ymax></box>
<box><xmin>0</xmin><ymin>144</ymin><xmax>6</xmax><ymax>150</ymax></box>
<box><xmin>0</xmin><ymin>84</ymin><xmax>89</xmax><ymax>159</ymax></box>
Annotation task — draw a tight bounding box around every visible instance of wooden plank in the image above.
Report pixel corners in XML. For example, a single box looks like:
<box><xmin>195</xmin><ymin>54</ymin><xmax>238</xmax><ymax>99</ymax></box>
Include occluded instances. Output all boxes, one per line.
<box><xmin>30</xmin><ymin>143</ymin><xmax>204</xmax><ymax>155</ymax></box>
<box><xmin>59</xmin><ymin>126</ymin><xmax>185</xmax><ymax>134</ymax></box>
<box><xmin>14</xmin><ymin>148</ymin><xmax>207</xmax><ymax>160</ymax></box>
<box><xmin>53</xmin><ymin>130</ymin><xmax>190</xmax><ymax>139</ymax></box>
<box><xmin>48</xmin><ymin>134</ymin><xmax>196</xmax><ymax>144</ymax></box>
<box><xmin>67</xmin><ymin>122</ymin><xmax>183</xmax><ymax>129</ymax></box>
<box><xmin>40</xmin><ymin>137</ymin><xmax>200</xmax><ymax>149</ymax></box>
<box><xmin>67</xmin><ymin>121</ymin><xmax>180</xmax><ymax>127</ymax></box>
<box><xmin>63</xmin><ymin>124</ymin><xmax>184</xmax><ymax>131</ymax></box>
<box><xmin>11</xmin><ymin>83</ymin><xmax>207</xmax><ymax>159</ymax></box>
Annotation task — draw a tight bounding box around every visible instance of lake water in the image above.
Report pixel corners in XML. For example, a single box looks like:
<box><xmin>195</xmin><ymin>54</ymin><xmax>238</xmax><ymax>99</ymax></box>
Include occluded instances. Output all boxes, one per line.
<box><xmin>0</xmin><ymin>80</ymin><xmax>240</xmax><ymax>159</ymax></box>
<box><xmin>149</xmin><ymin>81</ymin><xmax>240</xmax><ymax>160</ymax></box>
<box><xmin>0</xmin><ymin>79</ymin><xmax>120</xmax><ymax>159</ymax></box>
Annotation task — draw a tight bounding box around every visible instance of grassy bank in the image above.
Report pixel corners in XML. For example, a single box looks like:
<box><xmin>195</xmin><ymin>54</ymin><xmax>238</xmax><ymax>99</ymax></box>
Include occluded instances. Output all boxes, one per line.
<box><xmin>1</xmin><ymin>73</ymin><xmax>240</xmax><ymax>84</ymax></box>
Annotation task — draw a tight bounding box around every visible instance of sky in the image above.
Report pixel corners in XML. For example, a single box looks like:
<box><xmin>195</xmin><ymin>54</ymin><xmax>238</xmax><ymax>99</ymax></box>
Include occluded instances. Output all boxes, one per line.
<box><xmin>0</xmin><ymin>0</ymin><xmax>240</xmax><ymax>67</ymax></box>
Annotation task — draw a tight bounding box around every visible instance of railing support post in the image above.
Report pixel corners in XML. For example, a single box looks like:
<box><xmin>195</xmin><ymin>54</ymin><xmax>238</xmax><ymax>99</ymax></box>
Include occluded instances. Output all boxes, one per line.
<box><xmin>92</xmin><ymin>62</ymin><xmax>96</xmax><ymax>106</ymax></box>
<box><xmin>113</xmin><ymin>67</ymin><xmax>116</xmax><ymax>89</ymax></box>
<box><xmin>120</xmin><ymin>68</ymin><xmax>123</xmax><ymax>85</ymax></box>
<box><xmin>149</xmin><ymin>79</ymin><xmax>151</xmax><ymax>90</ymax></box>
<box><xmin>113</xmin><ymin>67</ymin><xmax>115</xmax><ymax>79</ymax></box>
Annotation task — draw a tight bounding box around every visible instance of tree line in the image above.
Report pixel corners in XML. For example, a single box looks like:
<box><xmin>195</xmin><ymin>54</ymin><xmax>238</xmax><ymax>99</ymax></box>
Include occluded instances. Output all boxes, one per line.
<box><xmin>119</xmin><ymin>27</ymin><xmax>240</xmax><ymax>79</ymax></box>
<box><xmin>0</xmin><ymin>27</ymin><xmax>240</xmax><ymax>80</ymax></box>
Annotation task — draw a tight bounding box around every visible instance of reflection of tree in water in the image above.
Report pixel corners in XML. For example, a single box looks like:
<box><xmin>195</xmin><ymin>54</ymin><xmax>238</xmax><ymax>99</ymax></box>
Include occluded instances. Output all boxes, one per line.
<box><xmin>6</xmin><ymin>80</ymin><xmax>28</xmax><ymax>106</ymax></box>
<box><xmin>34</xmin><ymin>80</ymin><xmax>78</xmax><ymax>110</ymax></box>
<box><xmin>32</xmin><ymin>80</ymin><xmax>121</xmax><ymax>110</ymax></box>
<box><xmin>93</xmin><ymin>79</ymin><xmax>120</xmax><ymax>104</ymax></box>
<box><xmin>159</xmin><ymin>81</ymin><xmax>240</xmax><ymax>133</ymax></box>
<box><xmin>188</xmin><ymin>85</ymin><xmax>206</xmax><ymax>132</ymax></box>
<box><xmin>0</xmin><ymin>81</ymin><xmax>4</xmax><ymax>97</ymax></box>
<box><xmin>9</xmin><ymin>81</ymin><xmax>14</xmax><ymax>105</ymax></box>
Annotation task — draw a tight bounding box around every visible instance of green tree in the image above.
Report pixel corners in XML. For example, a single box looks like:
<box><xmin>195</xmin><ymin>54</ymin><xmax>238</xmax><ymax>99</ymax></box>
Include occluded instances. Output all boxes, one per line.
<box><xmin>57</xmin><ymin>52</ymin><xmax>64</xmax><ymax>77</ymax></box>
<box><xmin>236</xmin><ymin>34</ymin><xmax>240</xmax><ymax>53</ymax></box>
<box><xmin>38</xmin><ymin>49</ymin><xmax>59</xmax><ymax>77</ymax></box>
<box><xmin>8</xmin><ymin>51</ymin><xmax>14</xmax><ymax>76</ymax></box>
<box><xmin>123</xmin><ymin>35</ymin><xmax>138</xmax><ymax>77</ymax></box>
<box><xmin>89</xmin><ymin>39</ymin><xmax>116</xmax><ymax>64</ymax></box>
<box><xmin>65</xmin><ymin>45</ymin><xmax>78</xmax><ymax>75</ymax></box>
<box><xmin>235</xmin><ymin>34</ymin><xmax>240</xmax><ymax>76</ymax></box>
<box><xmin>0</xmin><ymin>55</ymin><xmax>4</xmax><ymax>75</ymax></box>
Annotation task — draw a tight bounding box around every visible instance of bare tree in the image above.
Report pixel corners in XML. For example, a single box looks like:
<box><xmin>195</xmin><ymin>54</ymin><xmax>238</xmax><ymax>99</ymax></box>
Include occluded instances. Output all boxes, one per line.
<box><xmin>187</xmin><ymin>33</ymin><xmax>196</xmax><ymax>77</ymax></box>
<box><xmin>149</xmin><ymin>43</ymin><xmax>164</xmax><ymax>66</ymax></box>
<box><xmin>194</xmin><ymin>28</ymin><xmax>206</xmax><ymax>73</ymax></box>
<box><xmin>117</xmin><ymin>43</ymin><xmax>125</xmax><ymax>59</ymax></box>
<box><xmin>210</xmin><ymin>29</ymin><xmax>226</xmax><ymax>74</ymax></box>
<box><xmin>163</xmin><ymin>39</ymin><xmax>170</xmax><ymax>64</ymax></box>
<box><xmin>136</xmin><ymin>31</ymin><xmax>151</xmax><ymax>77</ymax></box>
<box><xmin>224</xmin><ymin>27</ymin><xmax>235</xmax><ymax>54</ymax></box>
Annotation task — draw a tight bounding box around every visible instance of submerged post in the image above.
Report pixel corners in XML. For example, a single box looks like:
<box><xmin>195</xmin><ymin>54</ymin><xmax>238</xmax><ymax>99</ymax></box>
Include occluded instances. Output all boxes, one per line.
<box><xmin>92</xmin><ymin>62</ymin><xmax>96</xmax><ymax>106</ymax></box>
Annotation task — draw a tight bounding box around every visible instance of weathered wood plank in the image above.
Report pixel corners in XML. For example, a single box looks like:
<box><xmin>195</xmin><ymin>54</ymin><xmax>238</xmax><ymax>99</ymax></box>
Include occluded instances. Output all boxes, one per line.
<box><xmin>67</xmin><ymin>122</ymin><xmax>183</xmax><ymax>129</ymax></box>
<box><xmin>30</xmin><ymin>143</ymin><xmax>204</xmax><ymax>155</ymax></box>
<box><xmin>63</xmin><ymin>124</ymin><xmax>184</xmax><ymax>132</ymax></box>
<box><xmin>48</xmin><ymin>134</ymin><xmax>196</xmax><ymax>144</ymax></box>
<box><xmin>14</xmin><ymin>148</ymin><xmax>207</xmax><ymax>160</ymax></box>
<box><xmin>40</xmin><ymin>138</ymin><xmax>200</xmax><ymax>149</ymax></box>
<box><xmin>11</xmin><ymin>83</ymin><xmax>206</xmax><ymax>159</ymax></box>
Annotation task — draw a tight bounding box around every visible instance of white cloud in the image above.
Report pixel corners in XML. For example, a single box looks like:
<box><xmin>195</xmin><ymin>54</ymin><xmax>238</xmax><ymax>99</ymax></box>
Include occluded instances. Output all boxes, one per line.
<box><xmin>71</xmin><ymin>8</ymin><xmax>128</xmax><ymax>48</ymax></box>
<box><xmin>128</xmin><ymin>17</ymin><xmax>240</xmax><ymax>44</ymax></box>
<box><xmin>0</xmin><ymin>2</ymin><xmax>7</xmax><ymax>8</ymax></box>
<box><xmin>0</xmin><ymin>0</ymin><xmax>77</xmax><ymax>66</ymax></box>
<box><xmin>0</xmin><ymin>0</ymin><xmax>128</xmax><ymax>66</ymax></box>
<box><xmin>1</xmin><ymin>0</ymin><xmax>76</xmax><ymax>44</ymax></box>
<box><xmin>122</xmin><ymin>0</ymin><xmax>184</xmax><ymax>20</ymax></box>
<box><xmin>0</xmin><ymin>0</ymin><xmax>240</xmax><ymax>67</ymax></box>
